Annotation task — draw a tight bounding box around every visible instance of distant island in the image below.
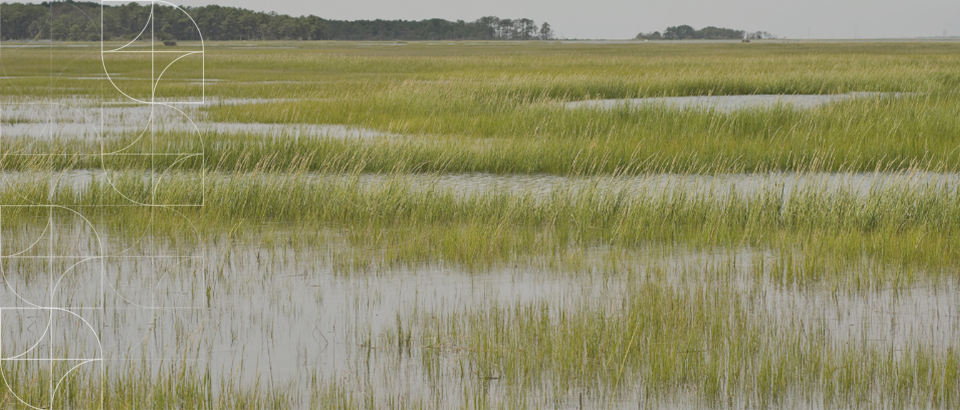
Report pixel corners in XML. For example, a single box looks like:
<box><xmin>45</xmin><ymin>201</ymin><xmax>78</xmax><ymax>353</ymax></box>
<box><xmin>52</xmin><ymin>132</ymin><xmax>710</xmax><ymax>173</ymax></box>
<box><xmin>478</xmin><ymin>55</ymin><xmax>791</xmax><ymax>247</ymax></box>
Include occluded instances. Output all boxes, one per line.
<box><xmin>636</xmin><ymin>25</ymin><xmax>775</xmax><ymax>40</ymax></box>
<box><xmin>0</xmin><ymin>1</ymin><xmax>554</xmax><ymax>41</ymax></box>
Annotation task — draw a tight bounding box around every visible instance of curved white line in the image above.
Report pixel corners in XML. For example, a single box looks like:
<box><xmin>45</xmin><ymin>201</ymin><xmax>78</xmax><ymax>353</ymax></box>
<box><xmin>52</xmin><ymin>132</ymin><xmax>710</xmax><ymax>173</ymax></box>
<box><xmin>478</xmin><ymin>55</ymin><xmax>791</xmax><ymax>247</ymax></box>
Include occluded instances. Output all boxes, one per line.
<box><xmin>100</xmin><ymin>7</ymin><xmax>155</xmax><ymax>104</ymax></box>
<box><xmin>152</xmin><ymin>153</ymin><xmax>202</xmax><ymax>196</ymax></box>
<box><xmin>101</xmin><ymin>8</ymin><xmax>153</xmax><ymax>53</ymax></box>
<box><xmin>0</xmin><ymin>221</ymin><xmax>51</xmax><ymax>310</ymax></box>
<box><xmin>152</xmin><ymin>51</ymin><xmax>203</xmax><ymax>96</ymax></box>
<box><xmin>100</xmin><ymin>2</ymin><xmax>205</xmax><ymax>105</ymax></box>
<box><xmin>0</xmin><ymin>216</ymin><xmax>51</xmax><ymax>258</ymax></box>
<box><xmin>53</xmin><ymin>358</ymin><xmax>100</xmax><ymax>403</ymax></box>
<box><xmin>96</xmin><ymin>104</ymin><xmax>205</xmax><ymax>207</ymax></box>
<box><xmin>51</xmin><ymin>256</ymin><xmax>102</xmax><ymax>305</ymax></box>
<box><xmin>97</xmin><ymin>105</ymin><xmax>156</xmax><ymax>156</ymax></box>
<box><xmin>2</xmin><ymin>306</ymin><xmax>52</xmax><ymax>361</ymax></box>
<box><xmin>0</xmin><ymin>364</ymin><xmax>47</xmax><ymax>410</ymax></box>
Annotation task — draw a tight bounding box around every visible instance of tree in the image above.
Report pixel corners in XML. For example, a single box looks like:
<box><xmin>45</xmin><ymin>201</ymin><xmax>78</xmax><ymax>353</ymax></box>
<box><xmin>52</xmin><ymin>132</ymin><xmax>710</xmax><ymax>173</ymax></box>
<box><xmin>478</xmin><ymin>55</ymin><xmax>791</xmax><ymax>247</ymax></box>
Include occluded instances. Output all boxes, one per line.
<box><xmin>497</xmin><ymin>19</ymin><xmax>514</xmax><ymax>39</ymax></box>
<box><xmin>744</xmin><ymin>31</ymin><xmax>775</xmax><ymax>40</ymax></box>
<box><xmin>539</xmin><ymin>22</ymin><xmax>553</xmax><ymax>40</ymax></box>
<box><xmin>642</xmin><ymin>25</ymin><xmax>765</xmax><ymax>41</ymax></box>
<box><xmin>516</xmin><ymin>18</ymin><xmax>536</xmax><ymax>40</ymax></box>
<box><xmin>0</xmin><ymin>2</ymin><xmax>548</xmax><ymax>42</ymax></box>
<box><xmin>699</xmin><ymin>26</ymin><xmax>744</xmax><ymax>40</ymax></box>
<box><xmin>663</xmin><ymin>25</ymin><xmax>695</xmax><ymax>40</ymax></box>
<box><xmin>635</xmin><ymin>31</ymin><xmax>661</xmax><ymax>40</ymax></box>
<box><xmin>477</xmin><ymin>16</ymin><xmax>500</xmax><ymax>29</ymax></box>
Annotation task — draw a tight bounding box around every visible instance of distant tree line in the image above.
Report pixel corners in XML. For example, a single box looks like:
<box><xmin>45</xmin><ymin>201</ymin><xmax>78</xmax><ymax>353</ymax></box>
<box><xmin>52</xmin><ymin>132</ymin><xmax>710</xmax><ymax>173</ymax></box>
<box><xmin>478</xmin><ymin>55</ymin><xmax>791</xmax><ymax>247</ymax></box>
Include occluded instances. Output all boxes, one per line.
<box><xmin>0</xmin><ymin>1</ymin><xmax>555</xmax><ymax>41</ymax></box>
<box><xmin>636</xmin><ymin>25</ymin><xmax>775</xmax><ymax>40</ymax></box>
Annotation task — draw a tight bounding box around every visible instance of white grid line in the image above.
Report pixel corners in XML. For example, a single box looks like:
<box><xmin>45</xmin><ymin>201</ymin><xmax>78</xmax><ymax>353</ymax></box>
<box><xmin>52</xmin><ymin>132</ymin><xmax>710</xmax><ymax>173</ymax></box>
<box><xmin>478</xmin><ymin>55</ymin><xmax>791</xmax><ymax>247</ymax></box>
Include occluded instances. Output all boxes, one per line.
<box><xmin>0</xmin><ymin>2</ymin><xmax>208</xmax><ymax>408</ymax></box>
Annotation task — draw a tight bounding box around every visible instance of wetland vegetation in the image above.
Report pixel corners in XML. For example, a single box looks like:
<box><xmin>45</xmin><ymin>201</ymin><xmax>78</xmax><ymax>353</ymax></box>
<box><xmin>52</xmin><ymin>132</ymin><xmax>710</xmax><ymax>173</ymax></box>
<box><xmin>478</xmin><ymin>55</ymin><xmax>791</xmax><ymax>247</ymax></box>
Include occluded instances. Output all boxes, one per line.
<box><xmin>1</xmin><ymin>40</ymin><xmax>959</xmax><ymax>408</ymax></box>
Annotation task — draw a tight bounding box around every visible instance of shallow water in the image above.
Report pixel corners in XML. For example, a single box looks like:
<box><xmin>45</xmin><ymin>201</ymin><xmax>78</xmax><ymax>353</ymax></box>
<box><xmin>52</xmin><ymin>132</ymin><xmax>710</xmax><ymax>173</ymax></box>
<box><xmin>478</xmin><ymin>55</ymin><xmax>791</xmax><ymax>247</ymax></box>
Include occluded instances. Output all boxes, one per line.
<box><xmin>0</xmin><ymin>225</ymin><xmax>620</xmax><ymax>405</ymax></box>
<box><xmin>0</xmin><ymin>93</ymin><xmax>917</xmax><ymax>141</ymax></box>
<box><xmin>356</xmin><ymin>170</ymin><xmax>960</xmax><ymax>198</ymax></box>
<box><xmin>0</xmin><ymin>98</ymin><xmax>397</xmax><ymax>140</ymax></box>
<box><xmin>562</xmin><ymin>92</ymin><xmax>911</xmax><ymax>112</ymax></box>
<box><xmin>1</xmin><ymin>219</ymin><xmax>957</xmax><ymax>408</ymax></box>
<box><xmin>2</xmin><ymin>94</ymin><xmax>958</xmax><ymax>408</ymax></box>
<box><xmin>6</xmin><ymin>169</ymin><xmax>956</xmax><ymax>204</ymax></box>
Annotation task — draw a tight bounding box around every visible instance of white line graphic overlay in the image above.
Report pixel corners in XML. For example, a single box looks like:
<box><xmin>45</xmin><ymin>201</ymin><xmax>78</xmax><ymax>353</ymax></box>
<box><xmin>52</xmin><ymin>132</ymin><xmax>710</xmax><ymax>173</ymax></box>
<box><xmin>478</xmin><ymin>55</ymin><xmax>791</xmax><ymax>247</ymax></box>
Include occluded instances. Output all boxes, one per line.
<box><xmin>0</xmin><ymin>2</ymin><xmax>207</xmax><ymax>408</ymax></box>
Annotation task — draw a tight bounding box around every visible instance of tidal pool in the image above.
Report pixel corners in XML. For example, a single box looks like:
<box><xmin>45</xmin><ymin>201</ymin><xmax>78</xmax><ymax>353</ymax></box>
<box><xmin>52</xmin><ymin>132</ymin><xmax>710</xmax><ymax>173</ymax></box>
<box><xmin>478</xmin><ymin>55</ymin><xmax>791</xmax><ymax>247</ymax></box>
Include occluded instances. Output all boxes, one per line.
<box><xmin>562</xmin><ymin>92</ymin><xmax>911</xmax><ymax>112</ymax></box>
<box><xmin>1</xmin><ymin>219</ymin><xmax>957</xmax><ymax>408</ymax></box>
<box><xmin>6</xmin><ymin>169</ymin><xmax>957</xmax><ymax>204</ymax></box>
<box><xmin>0</xmin><ymin>98</ymin><xmax>396</xmax><ymax>140</ymax></box>
<box><xmin>1</xmin><ymin>94</ymin><xmax>958</xmax><ymax>407</ymax></box>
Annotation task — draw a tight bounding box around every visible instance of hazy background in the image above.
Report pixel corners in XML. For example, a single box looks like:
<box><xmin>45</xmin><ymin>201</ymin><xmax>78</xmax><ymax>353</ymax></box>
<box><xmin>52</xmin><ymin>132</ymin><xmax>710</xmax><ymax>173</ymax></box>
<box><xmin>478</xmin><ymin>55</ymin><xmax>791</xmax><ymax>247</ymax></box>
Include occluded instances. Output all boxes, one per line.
<box><xmin>85</xmin><ymin>0</ymin><xmax>960</xmax><ymax>40</ymax></box>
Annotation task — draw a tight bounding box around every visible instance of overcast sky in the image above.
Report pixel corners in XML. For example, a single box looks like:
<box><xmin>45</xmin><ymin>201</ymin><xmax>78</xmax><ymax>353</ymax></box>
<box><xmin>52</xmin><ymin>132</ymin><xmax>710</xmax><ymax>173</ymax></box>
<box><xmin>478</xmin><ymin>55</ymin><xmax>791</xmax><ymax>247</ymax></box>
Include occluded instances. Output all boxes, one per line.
<box><xmin>128</xmin><ymin>1</ymin><xmax>960</xmax><ymax>39</ymax></box>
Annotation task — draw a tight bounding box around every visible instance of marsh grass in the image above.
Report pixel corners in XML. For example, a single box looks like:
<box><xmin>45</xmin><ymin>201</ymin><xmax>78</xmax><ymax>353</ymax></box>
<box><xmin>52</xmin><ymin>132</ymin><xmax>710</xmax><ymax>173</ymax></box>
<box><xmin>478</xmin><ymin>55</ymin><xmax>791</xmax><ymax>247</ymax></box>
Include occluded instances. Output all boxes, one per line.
<box><xmin>3</xmin><ymin>42</ymin><xmax>960</xmax><ymax>175</ymax></box>
<box><xmin>0</xmin><ymin>361</ymin><xmax>291</xmax><ymax>409</ymax></box>
<box><xmin>1</xmin><ymin>169</ymin><xmax>958</xmax><ymax>281</ymax></box>
<box><xmin>408</xmin><ymin>277</ymin><xmax>960</xmax><ymax>408</ymax></box>
<box><xmin>7</xmin><ymin>94</ymin><xmax>959</xmax><ymax>175</ymax></box>
<box><xmin>193</xmin><ymin>42</ymin><xmax>960</xmax><ymax>175</ymax></box>
<box><xmin>4</xmin><ymin>41</ymin><xmax>960</xmax><ymax>409</ymax></box>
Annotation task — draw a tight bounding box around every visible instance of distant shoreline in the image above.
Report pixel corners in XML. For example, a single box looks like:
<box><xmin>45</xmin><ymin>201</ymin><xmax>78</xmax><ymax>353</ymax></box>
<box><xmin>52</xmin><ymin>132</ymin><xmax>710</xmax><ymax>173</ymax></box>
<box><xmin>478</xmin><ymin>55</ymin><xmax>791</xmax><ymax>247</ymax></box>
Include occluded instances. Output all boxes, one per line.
<box><xmin>2</xmin><ymin>38</ymin><xmax>959</xmax><ymax>45</ymax></box>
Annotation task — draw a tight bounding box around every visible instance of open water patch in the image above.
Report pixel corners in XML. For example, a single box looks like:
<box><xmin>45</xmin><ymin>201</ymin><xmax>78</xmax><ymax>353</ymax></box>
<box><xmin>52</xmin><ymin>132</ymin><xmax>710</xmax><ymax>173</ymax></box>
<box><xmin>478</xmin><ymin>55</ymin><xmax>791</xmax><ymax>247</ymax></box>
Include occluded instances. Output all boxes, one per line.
<box><xmin>0</xmin><ymin>97</ymin><xmax>398</xmax><ymax>140</ymax></box>
<box><xmin>563</xmin><ymin>92</ymin><xmax>912</xmax><ymax>112</ymax></box>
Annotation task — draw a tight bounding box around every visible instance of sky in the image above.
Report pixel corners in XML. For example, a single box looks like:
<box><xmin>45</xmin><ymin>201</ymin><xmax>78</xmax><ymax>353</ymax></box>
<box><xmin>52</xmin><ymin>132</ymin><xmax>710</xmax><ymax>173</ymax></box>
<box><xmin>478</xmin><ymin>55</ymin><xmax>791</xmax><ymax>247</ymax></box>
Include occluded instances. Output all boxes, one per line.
<box><xmin>99</xmin><ymin>0</ymin><xmax>960</xmax><ymax>39</ymax></box>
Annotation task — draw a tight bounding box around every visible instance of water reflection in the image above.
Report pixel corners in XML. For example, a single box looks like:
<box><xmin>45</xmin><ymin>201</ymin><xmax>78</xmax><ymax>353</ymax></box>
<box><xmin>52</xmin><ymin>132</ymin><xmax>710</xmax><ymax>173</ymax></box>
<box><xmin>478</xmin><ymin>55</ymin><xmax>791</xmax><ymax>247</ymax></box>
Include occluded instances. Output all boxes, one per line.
<box><xmin>563</xmin><ymin>92</ymin><xmax>912</xmax><ymax>111</ymax></box>
<box><xmin>0</xmin><ymin>98</ymin><xmax>396</xmax><ymax>140</ymax></box>
<box><xmin>1</xmin><ymin>226</ymin><xmax>957</xmax><ymax>407</ymax></box>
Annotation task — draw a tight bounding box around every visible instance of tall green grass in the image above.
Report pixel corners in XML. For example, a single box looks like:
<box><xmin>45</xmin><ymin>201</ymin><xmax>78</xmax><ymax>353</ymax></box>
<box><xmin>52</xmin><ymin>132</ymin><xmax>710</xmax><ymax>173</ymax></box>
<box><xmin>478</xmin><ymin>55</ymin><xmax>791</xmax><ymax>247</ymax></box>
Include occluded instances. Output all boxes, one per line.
<box><xmin>409</xmin><ymin>278</ymin><xmax>960</xmax><ymax>408</ymax></box>
<box><xmin>3</xmin><ymin>42</ymin><xmax>960</xmax><ymax>175</ymax></box>
<box><xmin>0</xmin><ymin>361</ymin><xmax>291</xmax><ymax>409</ymax></box>
<box><xmin>2</xmin><ymin>169</ymin><xmax>958</xmax><ymax>279</ymax></box>
<box><xmin>4</xmin><ymin>41</ymin><xmax>960</xmax><ymax>408</ymax></box>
